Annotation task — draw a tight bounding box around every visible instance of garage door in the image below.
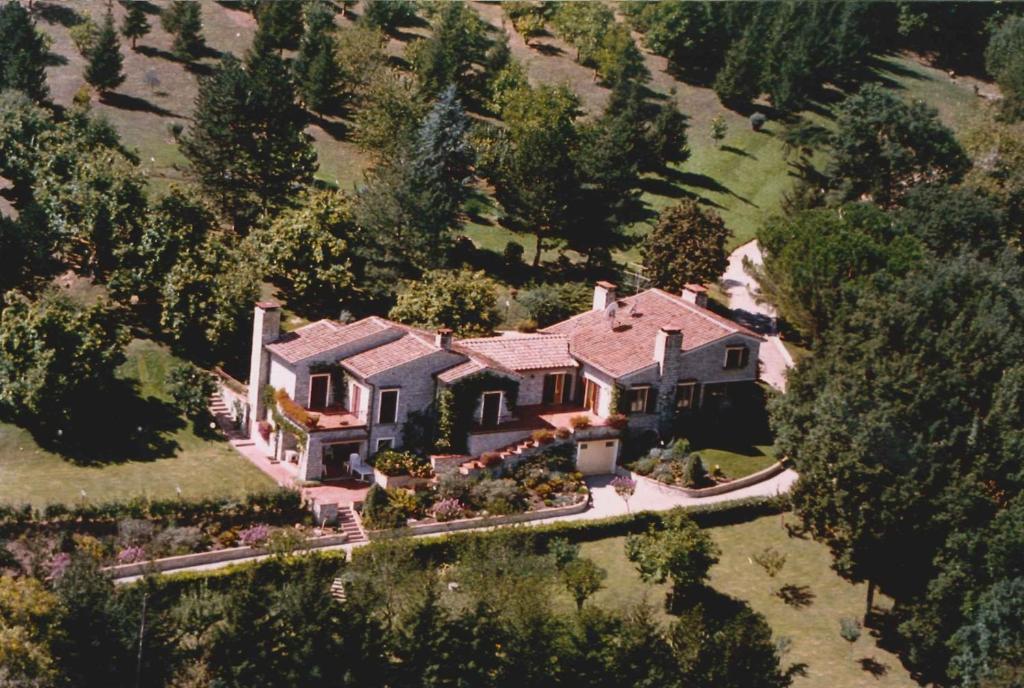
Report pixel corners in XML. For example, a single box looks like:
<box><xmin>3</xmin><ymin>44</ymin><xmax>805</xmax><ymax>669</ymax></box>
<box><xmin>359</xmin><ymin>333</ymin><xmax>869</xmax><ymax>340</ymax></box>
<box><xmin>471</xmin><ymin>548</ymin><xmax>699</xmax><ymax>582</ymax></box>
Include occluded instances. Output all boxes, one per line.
<box><xmin>575</xmin><ymin>439</ymin><xmax>619</xmax><ymax>476</ymax></box>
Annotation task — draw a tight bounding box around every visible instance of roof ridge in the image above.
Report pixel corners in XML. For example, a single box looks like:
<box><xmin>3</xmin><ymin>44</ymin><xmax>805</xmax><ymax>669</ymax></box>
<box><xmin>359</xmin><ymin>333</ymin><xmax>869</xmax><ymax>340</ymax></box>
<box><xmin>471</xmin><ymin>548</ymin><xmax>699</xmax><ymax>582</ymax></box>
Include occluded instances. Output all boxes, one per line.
<box><xmin>649</xmin><ymin>289</ymin><xmax>764</xmax><ymax>340</ymax></box>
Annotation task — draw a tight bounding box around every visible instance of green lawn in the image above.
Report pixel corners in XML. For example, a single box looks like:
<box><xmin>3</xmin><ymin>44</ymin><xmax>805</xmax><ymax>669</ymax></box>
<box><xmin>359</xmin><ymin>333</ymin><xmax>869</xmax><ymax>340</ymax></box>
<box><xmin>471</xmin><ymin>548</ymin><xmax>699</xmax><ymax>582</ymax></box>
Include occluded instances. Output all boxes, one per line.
<box><xmin>697</xmin><ymin>444</ymin><xmax>778</xmax><ymax>480</ymax></box>
<box><xmin>579</xmin><ymin>516</ymin><xmax>917</xmax><ymax>688</ymax></box>
<box><xmin>0</xmin><ymin>339</ymin><xmax>275</xmax><ymax>508</ymax></box>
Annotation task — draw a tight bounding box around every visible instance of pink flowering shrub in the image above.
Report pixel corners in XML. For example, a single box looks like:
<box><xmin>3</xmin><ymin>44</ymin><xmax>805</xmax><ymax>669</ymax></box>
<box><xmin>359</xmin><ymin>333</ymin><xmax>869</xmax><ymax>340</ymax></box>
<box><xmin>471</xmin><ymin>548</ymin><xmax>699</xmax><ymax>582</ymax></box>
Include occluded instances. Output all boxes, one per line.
<box><xmin>116</xmin><ymin>546</ymin><xmax>147</xmax><ymax>564</ymax></box>
<box><xmin>432</xmin><ymin>498</ymin><xmax>464</xmax><ymax>522</ymax></box>
<box><xmin>47</xmin><ymin>552</ymin><xmax>71</xmax><ymax>581</ymax></box>
<box><xmin>239</xmin><ymin>524</ymin><xmax>271</xmax><ymax>547</ymax></box>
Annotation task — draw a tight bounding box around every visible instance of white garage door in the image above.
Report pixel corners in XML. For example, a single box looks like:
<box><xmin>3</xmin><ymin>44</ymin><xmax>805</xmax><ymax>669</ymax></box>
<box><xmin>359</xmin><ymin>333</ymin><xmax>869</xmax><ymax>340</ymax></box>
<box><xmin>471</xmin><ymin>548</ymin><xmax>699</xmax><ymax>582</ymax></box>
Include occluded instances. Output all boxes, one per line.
<box><xmin>576</xmin><ymin>439</ymin><xmax>619</xmax><ymax>476</ymax></box>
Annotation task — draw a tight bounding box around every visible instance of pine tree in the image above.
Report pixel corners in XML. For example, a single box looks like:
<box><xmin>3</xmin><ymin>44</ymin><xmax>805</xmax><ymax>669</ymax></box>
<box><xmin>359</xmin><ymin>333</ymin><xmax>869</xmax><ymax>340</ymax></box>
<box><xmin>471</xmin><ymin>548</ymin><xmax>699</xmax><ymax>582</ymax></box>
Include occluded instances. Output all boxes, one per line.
<box><xmin>0</xmin><ymin>0</ymin><xmax>49</xmax><ymax>101</ymax></box>
<box><xmin>120</xmin><ymin>2</ymin><xmax>151</xmax><ymax>50</ymax></box>
<box><xmin>161</xmin><ymin>0</ymin><xmax>203</xmax><ymax>60</ymax></box>
<box><xmin>84</xmin><ymin>11</ymin><xmax>125</xmax><ymax>95</ymax></box>
<box><xmin>293</xmin><ymin>1</ymin><xmax>340</xmax><ymax>114</ymax></box>
<box><xmin>255</xmin><ymin>0</ymin><xmax>304</xmax><ymax>52</ymax></box>
<box><xmin>180</xmin><ymin>41</ymin><xmax>316</xmax><ymax>230</ymax></box>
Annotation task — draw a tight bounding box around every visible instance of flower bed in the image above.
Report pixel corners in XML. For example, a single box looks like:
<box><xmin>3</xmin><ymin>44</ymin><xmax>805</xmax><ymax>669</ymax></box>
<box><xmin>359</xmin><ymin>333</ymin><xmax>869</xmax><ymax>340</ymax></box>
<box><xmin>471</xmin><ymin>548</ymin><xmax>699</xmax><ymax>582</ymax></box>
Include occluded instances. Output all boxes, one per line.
<box><xmin>628</xmin><ymin>438</ymin><xmax>726</xmax><ymax>489</ymax></box>
<box><xmin>0</xmin><ymin>490</ymin><xmax>342</xmax><ymax>571</ymax></box>
<box><xmin>359</xmin><ymin>443</ymin><xmax>588</xmax><ymax>531</ymax></box>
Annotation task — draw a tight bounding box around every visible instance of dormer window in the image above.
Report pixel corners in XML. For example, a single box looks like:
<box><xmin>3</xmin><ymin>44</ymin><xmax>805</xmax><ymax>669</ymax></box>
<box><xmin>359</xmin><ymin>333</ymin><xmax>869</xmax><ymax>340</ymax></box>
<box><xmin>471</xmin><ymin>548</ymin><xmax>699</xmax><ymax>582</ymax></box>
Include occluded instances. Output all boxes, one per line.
<box><xmin>724</xmin><ymin>346</ymin><xmax>750</xmax><ymax>370</ymax></box>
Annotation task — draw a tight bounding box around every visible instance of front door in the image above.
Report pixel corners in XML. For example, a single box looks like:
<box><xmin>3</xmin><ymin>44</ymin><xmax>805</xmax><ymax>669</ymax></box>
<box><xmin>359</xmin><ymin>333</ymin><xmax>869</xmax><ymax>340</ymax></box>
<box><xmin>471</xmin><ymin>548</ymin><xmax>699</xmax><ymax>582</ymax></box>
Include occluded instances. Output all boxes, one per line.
<box><xmin>481</xmin><ymin>391</ymin><xmax>502</xmax><ymax>428</ymax></box>
<box><xmin>542</xmin><ymin>373</ymin><xmax>569</xmax><ymax>405</ymax></box>
<box><xmin>583</xmin><ymin>378</ymin><xmax>600</xmax><ymax>414</ymax></box>
<box><xmin>323</xmin><ymin>442</ymin><xmax>360</xmax><ymax>479</ymax></box>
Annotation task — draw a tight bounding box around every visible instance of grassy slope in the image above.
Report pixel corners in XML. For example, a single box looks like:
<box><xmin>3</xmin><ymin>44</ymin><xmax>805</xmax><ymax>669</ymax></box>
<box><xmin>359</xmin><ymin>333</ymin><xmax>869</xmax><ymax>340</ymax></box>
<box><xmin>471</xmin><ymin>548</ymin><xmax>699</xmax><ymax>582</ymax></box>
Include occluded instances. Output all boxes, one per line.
<box><xmin>579</xmin><ymin>516</ymin><xmax>917</xmax><ymax>688</ymax></box>
<box><xmin>33</xmin><ymin>3</ymin><xmax>988</xmax><ymax>267</ymax></box>
<box><xmin>0</xmin><ymin>339</ymin><xmax>274</xmax><ymax>507</ymax></box>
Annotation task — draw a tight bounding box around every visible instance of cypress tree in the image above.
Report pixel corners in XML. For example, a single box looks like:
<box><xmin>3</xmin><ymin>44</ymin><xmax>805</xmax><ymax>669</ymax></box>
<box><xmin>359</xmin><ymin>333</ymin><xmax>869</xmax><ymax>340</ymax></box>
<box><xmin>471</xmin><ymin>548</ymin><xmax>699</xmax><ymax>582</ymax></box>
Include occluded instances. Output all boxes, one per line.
<box><xmin>84</xmin><ymin>11</ymin><xmax>125</xmax><ymax>94</ymax></box>
<box><xmin>161</xmin><ymin>0</ymin><xmax>204</xmax><ymax>60</ymax></box>
<box><xmin>294</xmin><ymin>1</ymin><xmax>340</xmax><ymax>114</ymax></box>
<box><xmin>0</xmin><ymin>0</ymin><xmax>49</xmax><ymax>102</ymax></box>
<box><xmin>120</xmin><ymin>1</ymin><xmax>151</xmax><ymax>50</ymax></box>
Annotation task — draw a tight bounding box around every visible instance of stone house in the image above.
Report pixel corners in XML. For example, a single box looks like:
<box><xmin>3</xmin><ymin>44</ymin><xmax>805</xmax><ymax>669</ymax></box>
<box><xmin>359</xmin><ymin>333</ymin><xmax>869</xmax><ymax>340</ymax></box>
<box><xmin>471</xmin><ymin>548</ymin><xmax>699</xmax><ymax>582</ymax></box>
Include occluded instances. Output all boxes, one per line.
<box><xmin>244</xmin><ymin>282</ymin><xmax>763</xmax><ymax>482</ymax></box>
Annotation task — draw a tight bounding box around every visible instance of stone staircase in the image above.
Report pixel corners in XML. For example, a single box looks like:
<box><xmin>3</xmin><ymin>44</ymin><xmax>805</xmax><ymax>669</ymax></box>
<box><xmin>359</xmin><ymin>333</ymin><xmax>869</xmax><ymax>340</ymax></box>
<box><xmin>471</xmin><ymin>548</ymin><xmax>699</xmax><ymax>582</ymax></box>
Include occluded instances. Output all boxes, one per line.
<box><xmin>330</xmin><ymin>577</ymin><xmax>347</xmax><ymax>602</ymax></box>
<box><xmin>459</xmin><ymin>436</ymin><xmax>570</xmax><ymax>475</ymax></box>
<box><xmin>336</xmin><ymin>505</ymin><xmax>367</xmax><ymax>544</ymax></box>
<box><xmin>208</xmin><ymin>392</ymin><xmax>249</xmax><ymax>442</ymax></box>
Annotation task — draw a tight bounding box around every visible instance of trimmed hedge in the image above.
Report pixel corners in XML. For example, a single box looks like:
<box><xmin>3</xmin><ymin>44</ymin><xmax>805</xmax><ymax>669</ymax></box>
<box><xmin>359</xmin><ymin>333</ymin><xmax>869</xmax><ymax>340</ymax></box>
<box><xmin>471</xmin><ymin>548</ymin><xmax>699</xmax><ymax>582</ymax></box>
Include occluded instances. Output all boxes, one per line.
<box><xmin>0</xmin><ymin>489</ymin><xmax>305</xmax><ymax>539</ymax></box>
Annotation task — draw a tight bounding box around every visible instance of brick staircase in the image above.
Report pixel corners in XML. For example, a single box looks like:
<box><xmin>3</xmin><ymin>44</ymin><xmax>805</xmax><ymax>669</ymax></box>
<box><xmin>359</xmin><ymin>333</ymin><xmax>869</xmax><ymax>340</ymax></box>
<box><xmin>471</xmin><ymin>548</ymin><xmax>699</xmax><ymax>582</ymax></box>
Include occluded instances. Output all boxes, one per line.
<box><xmin>336</xmin><ymin>505</ymin><xmax>367</xmax><ymax>544</ymax></box>
<box><xmin>330</xmin><ymin>577</ymin><xmax>347</xmax><ymax>602</ymax></box>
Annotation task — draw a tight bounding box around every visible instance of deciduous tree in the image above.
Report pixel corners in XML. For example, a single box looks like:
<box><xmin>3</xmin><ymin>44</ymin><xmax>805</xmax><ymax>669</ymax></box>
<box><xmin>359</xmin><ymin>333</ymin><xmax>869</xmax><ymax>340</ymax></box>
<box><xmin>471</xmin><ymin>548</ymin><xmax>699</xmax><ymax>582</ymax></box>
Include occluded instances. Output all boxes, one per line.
<box><xmin>642</xmin><ymin>200</ymin><xmax>730</xmax><ymax>294</ymax></box>
<box><xmin>388</xmin><ymin>268</ymin><xmax>500</xmax><ymax>338</ymax></box>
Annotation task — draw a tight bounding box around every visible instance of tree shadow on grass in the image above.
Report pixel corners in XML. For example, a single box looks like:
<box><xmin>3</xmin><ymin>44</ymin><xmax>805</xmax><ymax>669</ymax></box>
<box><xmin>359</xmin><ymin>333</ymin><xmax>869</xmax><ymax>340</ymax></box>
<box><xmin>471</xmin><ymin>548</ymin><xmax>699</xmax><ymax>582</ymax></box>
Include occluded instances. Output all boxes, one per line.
<box><xmin>721</xmin><ymin>144</ymin><xmax>757</xmax><ymax>160</ymax></box>
<box><xmin>308</xmin><ymin>112</ymin><xmax>349</xmax><ymax>142</ymax></box>
<box><xmin>859</xmin><ymin>657</ymin><xmax>889</xmax><ymax>679</ymax></box>
<box><xmin>674</xmin><ymin>171</ymin><xmax>758</xmax><ymax>208</ymax></box>
<box><xmin>101</xmin><ymin>91</ymin><xmax>180</xmax><ymax>118</ymax></box>
<box><xmin>34</xmin><ymin>1</ymin><xmax>83</xmax><ymax>27</ymax></box>
<box><xmin>776</xmin><ymin>583</ymin><xmax>816</xmax><ymax>609</ymax></box>
<box><xmin>532</xmin><ymin>41</ymin><xmax>565</xmax><ymax>58</ymax></box>
<box><xmin>25</xmin><ymin>378</ymin><xmax>184</xmax><ymax>466</ymax></box>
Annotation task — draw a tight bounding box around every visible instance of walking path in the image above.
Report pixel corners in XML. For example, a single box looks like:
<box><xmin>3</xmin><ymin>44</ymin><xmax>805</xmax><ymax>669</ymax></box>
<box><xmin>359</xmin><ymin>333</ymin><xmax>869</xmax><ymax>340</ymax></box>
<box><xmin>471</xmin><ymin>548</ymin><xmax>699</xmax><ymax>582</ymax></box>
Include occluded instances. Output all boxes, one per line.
<box><xmin>116</xmin><ymin>468</ymin><xmax>798</xmax><ymax>583</ymax></box>
<box><xmin>721</xmin><ymin>240</ymin><xmax>794</xmax><ymax>391</ymax></box>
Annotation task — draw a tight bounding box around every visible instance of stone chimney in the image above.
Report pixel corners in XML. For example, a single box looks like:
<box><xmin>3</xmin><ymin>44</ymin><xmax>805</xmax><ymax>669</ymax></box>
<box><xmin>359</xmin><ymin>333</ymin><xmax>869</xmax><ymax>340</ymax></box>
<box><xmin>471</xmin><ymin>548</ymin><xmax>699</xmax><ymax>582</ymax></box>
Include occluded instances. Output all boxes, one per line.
<box><xmin>435</xmin><ymin>327</ymin><xmax>453</xmax><ymax>351</ymax></box>
<box><xmin>653</xmin><ymin>326</ymin><xmax>683</xmax><ymax>377</ymax></box>
<box><xmin>681</xmin><ymin>284</ymin><xmax>708</xmax><ymax>309</ymax></box>
<box><xmin>593</xmin><ymin>281</ymin><xmax>617</xmax><ymax>311</ymax></box>
<box><xmin>247</xmin><ymin>301</ymin><xmax>281</xmax><ymax>437</ymax></box>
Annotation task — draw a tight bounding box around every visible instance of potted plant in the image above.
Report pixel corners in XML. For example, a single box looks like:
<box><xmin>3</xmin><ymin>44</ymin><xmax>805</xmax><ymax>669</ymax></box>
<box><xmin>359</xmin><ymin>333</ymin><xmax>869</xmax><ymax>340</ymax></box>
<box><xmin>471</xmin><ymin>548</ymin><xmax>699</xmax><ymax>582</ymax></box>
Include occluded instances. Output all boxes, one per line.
<box><xmin>570</xmin><ymin>415</ymin><xmax>592</xmax><ymax>430</ymax></box>
<box><xmin>606</xmin><ymin>413</ymin><xmax>628</xmax><ymax>430</ymax></box>
<box><xmin>531</xmin><ymin>429</ymin><xmax>555</xmax><ymax>445</ymax></box>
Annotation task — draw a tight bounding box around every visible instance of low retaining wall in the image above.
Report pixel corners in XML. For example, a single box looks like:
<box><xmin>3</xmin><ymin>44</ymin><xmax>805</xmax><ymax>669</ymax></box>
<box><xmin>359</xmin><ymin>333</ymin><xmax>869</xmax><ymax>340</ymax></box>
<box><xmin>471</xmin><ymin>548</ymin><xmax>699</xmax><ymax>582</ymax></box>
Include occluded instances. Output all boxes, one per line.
<box><xmin>366</xmin><ymin>496</ymin><xmax>589</xmax><ymax>540</ymax></box>
<box><xmin>104</xmin><ymin>531</ymin><xmax>350</xmax><ymax>579</ymax></box>
<box><xmin>620</xmin><ymin>461</ymin><xmax>787</xmax><ymax>498</ymax></box>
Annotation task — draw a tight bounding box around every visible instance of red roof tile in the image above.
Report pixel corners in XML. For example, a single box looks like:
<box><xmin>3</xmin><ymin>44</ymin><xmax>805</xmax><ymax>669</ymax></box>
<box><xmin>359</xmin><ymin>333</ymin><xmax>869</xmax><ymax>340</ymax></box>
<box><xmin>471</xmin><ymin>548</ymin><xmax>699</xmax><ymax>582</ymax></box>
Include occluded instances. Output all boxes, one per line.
<box><xmin>341</xmin><ymin>333</ymin><xmax>438</xmax><ymax>378</ymax></box>
<box><xmin>542</xmin><ymin>289</ymin><xmax>762</xmax><ymax>378</ymax></box>
<box><xmin>458</xmin><ymin>333</ymin><xmax>577</xmax><ymax>371</ymax></box>
<box><xmin>266</xmin><ymin>318</ymin><xmax>390</xmax><ymax>363</ymax></box>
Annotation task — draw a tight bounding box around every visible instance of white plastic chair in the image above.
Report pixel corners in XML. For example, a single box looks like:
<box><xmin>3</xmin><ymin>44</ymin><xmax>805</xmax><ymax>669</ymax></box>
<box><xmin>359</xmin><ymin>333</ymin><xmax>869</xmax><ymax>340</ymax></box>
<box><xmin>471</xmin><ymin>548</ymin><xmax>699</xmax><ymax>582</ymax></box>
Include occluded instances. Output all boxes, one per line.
<box><xmin>348</xmin><ymin>452</ymin><xmax>373</xmax><ymax>482</ymax></box>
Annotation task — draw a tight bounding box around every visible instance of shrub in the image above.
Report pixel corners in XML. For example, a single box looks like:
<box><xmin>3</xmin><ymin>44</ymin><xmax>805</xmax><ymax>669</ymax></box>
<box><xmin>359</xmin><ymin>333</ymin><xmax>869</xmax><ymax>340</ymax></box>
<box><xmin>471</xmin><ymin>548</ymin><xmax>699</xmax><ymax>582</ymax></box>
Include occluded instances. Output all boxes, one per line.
<box><xmin>116</xmin><ymin>546</ymin><xmax>147</xmax><ymax>564</ymax></box>
<box><xmin>750</xmin><ymin>112</ymin><xmax>767</xmax><ymax>131</ymax></box>
<box><xmin>151</xmin><ymin>526</ymin><xmax>204</xmax><ymax>557</ymax></box>
<box><xmin>239</xmin><ymin>524</ymin><xmax>271</xmax><ymax>548</ymax></box>
<box><xmin>373</xmin><ymin>450</ymin><xmax>432</xmax><ymax>477</ymax></box>
<box><xmin>432</xmin><ymin>498</ymin><xmax>464</xmax><ymax>522</ymax></box>
<box><xmin>437</xmin><ymin>473</ymin><xmax>473</xmax><ymax>503</ymax></box>
<box><xmin>665</xmin><ymin>438</ymin><xmax>690</xmax><ymax>460</ymax></box>
<box><xmin>535</xmin><ymin>442</ymin><xmax>576</xmax><ymax>472</ymax></box>
<box><xmin>630</xmin><ymin>455</ymin><xmax>660</xmax><ymax>476</ymax></box>
<box><xmin>531</xmin><ymin>429</ymin><xmax>554</xmax><ymax>445</ymax></box>
<box><xmin>606</xmin><ymin>413</ymin><xmax>628</xmax><ymax>429</ymax></box>
<box><xmin>479</xmin><ymin>452</ymin><xmax>502</xmax><ymax>468</ymax></box>
<box><xmin>554</xmin><ymin>426</ymin><xmax>571</xmax><ymax>439</ymax></box>
<box><xmin>266</xmin><ymin>527</ymin><xmax>307</xmax><ymax>557</ymax></box>
<box><xmin>503</xmin><ymin>240</ymin><xmax>525</xmax><ymax>266</ymax></box>
<box><xmin>361</xmin><ymin>485</ymin><xmax>407</xmax><ymax>530</ymax></box>
<box><xmin>257</xmin><ymin>420</ymin><xmax>272</xmax><ymax>442</ymax></box>
<box><xmin>471</xmin><ymin>478</ymin><xmax>526</xmax><ymax>515</ymax></box>
<box><xmin>681</xmin><ymin>454</ymin><xmax>708</xmax><ymax>488</ymax></box>
<box><xmin>386</xmin><ymin>489</ymin><xmax>422</xmax><ymax>520</ymax></box>
<box><xmin>117</xmin><ymin>519</ymin><xmax>155</xmax><ymax>548</ymax></box>
<box><xmin>651</xmin><ymin>462</ymin><xmax>674</xmax><ymax>484</ymax></box>
<box><xmin>570</xmin><ymin>415</ymin><xmax>592</xmax><ymax>429</ymax></box>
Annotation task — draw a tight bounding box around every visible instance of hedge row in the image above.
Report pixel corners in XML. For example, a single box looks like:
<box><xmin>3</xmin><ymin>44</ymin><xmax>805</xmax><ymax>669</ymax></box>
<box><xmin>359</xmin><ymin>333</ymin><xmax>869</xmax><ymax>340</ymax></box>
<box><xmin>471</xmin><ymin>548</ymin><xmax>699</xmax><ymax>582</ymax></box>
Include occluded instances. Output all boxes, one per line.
<box><xmin>0</xmin><ymin>489</ymin><xmax>305</xmax><ymax>539</ymax></box>
<box><xmin>126</xmin><ymin>494</ymin><xmax>790</xmax><ymax>596</ymax></box>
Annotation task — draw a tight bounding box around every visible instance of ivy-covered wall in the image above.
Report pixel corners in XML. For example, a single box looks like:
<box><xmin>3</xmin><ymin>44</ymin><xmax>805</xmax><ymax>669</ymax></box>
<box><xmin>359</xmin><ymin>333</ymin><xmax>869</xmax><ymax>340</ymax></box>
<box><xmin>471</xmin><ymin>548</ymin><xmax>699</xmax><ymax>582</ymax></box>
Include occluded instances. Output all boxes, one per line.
<box><xmin>434</xmin><ymin>372</ymin><xmax>520</xmax><ymax>454</ymax></box>
<box><xmin>308</xmin><ymin>362</ymin><xmax>348</xmax><ymax>409</ymax></box>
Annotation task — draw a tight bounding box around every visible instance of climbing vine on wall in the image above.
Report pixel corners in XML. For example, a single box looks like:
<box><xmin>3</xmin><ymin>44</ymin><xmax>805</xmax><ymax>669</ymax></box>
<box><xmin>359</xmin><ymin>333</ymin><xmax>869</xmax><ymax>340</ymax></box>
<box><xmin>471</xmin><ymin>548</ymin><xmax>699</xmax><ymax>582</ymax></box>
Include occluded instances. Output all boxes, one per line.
<box><xmin>262</xmin><ymin>385</ymin><xmax>309</xmax><ymax>451</ymax></box>
<box><xmin>308</xmin><ymin>362</ymin><xmax>348</xmax><ymax>408</ymax></box>
<box><xmin>433</xmin><ymin>372</ymin><xmax>520</xmax><ymax>454</ymax></box>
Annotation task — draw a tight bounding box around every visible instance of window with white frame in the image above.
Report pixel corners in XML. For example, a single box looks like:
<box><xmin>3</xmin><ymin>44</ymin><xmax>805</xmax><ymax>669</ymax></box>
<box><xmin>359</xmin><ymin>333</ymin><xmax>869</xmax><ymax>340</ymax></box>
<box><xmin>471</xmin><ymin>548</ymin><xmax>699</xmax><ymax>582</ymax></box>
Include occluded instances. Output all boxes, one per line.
<box><xmin>349</xmin><ymin>381</ymin><xmax>363</xmax><ymax>418</ymax></box>
<box><xmin>377</xmin><ymin>388</ymin><xmax>399</xmax><ymax>424</ymax></box>
<box><xmin>724</xmin><ymin>346</ymin><xmax>750</xmax><ymax>370</ymax></box>
<box><xmin>627</xmin><ymin>386</ymin><xmax>651</xmax><ymax>414</ymax></box>
<box><xmin>675</xmin><ymin>382</ymin><xmax>697</xmax><ymax>410</ymax></box>
<box><xmin>308</xmin><ymin>373</ymin><xmax>330</xmax><ymax>409</ymax></box>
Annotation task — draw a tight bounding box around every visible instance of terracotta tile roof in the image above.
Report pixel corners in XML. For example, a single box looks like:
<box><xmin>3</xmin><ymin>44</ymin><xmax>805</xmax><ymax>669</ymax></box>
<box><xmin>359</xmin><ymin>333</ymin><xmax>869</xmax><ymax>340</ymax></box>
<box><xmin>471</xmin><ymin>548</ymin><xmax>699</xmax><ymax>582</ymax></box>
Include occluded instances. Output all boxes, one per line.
<box><xmin>341</xmin><ymin>332</ymin><xmax>438</xmax><ymax>379</ymax></box>
<box><xmin>541</xmin><ymin>288</ymin><xmax>763</xmax><ymax>378</ymax></box>
<box><xmin>266</xmin><ymin>318</ymin><xmax>390</xmax><ymax>363</ymax></box>
<box><xmin>458</xmin><ymin>333</ymin><xmax>577</xmax><ymax>371</ymax></box>
<box><xmin>436</xmin><ymin>359</ymin><xmax>487</xmax><ymax>383</ymax></box>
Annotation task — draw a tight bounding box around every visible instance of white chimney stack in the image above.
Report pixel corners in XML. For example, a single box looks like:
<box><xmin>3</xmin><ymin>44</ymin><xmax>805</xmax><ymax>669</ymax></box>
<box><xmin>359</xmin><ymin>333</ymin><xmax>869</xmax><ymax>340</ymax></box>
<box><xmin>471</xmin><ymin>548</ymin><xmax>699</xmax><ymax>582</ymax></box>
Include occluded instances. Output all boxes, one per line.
<box><xmin>435</xmin><ymin>327</ymin><xmax>453</xmax><ymax>351</ymax></box>
<box><xmin>247</xmin><ymin>301</ymin><xmax>280</xmax><ymax>437</ymax></box>
<box><xmin>593</xmin><ymin>281</ymin><xmax>617</xmax><ymax>311</ymax></box>
<box><xmin>681</xmin><ymin>284</ymin><xmax>708</xmax><ymax>309</ymax></box>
